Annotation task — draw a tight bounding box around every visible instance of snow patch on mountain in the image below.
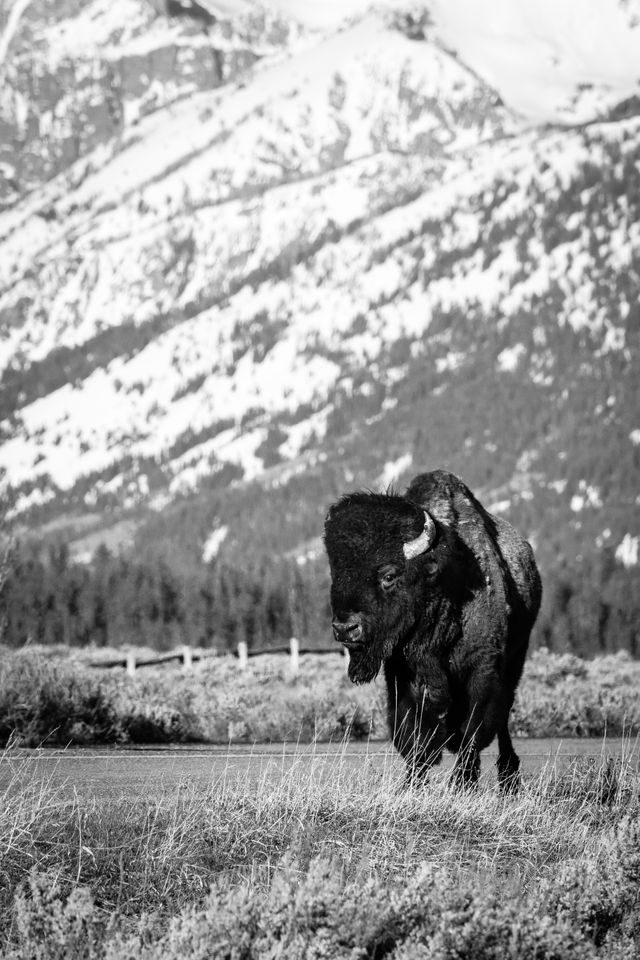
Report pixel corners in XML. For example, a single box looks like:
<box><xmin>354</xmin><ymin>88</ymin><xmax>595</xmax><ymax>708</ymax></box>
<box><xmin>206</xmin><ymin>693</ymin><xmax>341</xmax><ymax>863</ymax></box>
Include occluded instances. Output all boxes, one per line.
<box><xmin>570</xmin><ymin>482</ymin><xmax>603</xmax><ymax>513</ymax></box>
<box><xmin>378</xmin><ymin>453</ymin><xmax>413</xmax><ymax>489</ymax></box>
<box><xmin>202</xmin><ymin>524</ymin><xmax>229</xmax><ymax>562</ymax></box>
<box><xmin>280</xmin><ymin>407</ymin><xmax>331</xmax><ymax>462</ymax></box>
<box><xmin>429</xmin><ymin>0</ymin><xmax>640</xmax><ymax>123</ymax></box>
<box><xmin>497</xmin><ymin>343</ymin><xmax>526</xmax><ymax>372</ymax></box>
<box><xmin>615</xmin><ymin>533</ymin><xmax>639</xmax><ymax>567</ymax></box>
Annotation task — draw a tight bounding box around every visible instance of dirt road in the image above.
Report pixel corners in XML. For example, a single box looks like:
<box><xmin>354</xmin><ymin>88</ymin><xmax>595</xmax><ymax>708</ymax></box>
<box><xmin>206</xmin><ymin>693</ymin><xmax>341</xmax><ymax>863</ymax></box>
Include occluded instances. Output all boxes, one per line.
<box><xmin>2</xmin><ymin>738</ymin><xmax>637</xmax><ymax>802</ymax></box>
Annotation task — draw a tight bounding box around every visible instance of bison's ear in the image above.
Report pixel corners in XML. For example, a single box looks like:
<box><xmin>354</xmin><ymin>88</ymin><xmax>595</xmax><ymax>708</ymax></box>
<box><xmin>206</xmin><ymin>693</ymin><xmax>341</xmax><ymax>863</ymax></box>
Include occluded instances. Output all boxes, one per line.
<box><xmin>403</xmin><ymin>511</ymin><xmax>436</xmax><ymax>560</ymax></box>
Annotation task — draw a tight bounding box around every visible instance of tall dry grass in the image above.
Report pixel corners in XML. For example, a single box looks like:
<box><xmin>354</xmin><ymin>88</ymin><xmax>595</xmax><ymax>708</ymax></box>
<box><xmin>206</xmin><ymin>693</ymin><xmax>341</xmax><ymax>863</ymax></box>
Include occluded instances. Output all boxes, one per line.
<box><xmin>0</xmin><ymin>742</ymin><xmax>639</xmax><ymax>958</ymax></box>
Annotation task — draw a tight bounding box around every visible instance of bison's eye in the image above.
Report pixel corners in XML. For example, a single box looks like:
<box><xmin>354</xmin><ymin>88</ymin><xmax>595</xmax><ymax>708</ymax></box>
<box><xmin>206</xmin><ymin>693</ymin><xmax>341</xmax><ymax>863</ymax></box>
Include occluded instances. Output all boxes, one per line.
<box><xmin>379</xmin><ymin>569</ymin><xmax>398</xmax><ymax>592</ymax></box>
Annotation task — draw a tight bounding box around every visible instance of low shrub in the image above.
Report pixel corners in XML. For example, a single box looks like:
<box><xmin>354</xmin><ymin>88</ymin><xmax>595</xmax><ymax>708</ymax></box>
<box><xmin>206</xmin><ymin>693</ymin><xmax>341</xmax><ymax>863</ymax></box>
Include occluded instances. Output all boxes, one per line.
<box><xmin>1</xmin><ymin>646</ymin><xmax>640</xmax><ymax>746</ymax></box>
<box><xmin>6</xmin><ymin>830</ymin><xmax>640</xmax><ymax>959</ymax></box>
<box><xmin>7</xmin><ymin>872</ymin><xmax>109</xmax><ymax>960</ymax></box>
<box><xmin>512</xmin><ymin>650</ymin><xmax>640</xmax><ymax>737</ymax></box>
<box><xmin>0</xmin><ymin>653</ymin><xmax>120</xmax><ymax>746</ymax></box>
<box><xmin>117</xmin><ymin>702</ymin><xmax>204</xmax><ymax>744</ymax></box>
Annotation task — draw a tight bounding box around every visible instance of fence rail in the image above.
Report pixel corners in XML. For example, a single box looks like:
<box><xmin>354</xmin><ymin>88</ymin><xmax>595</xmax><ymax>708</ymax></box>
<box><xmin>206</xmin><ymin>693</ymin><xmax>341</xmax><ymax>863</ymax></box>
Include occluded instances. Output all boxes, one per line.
<box><xmin>90</xmin><ymin>640</ymin><xmax>347</xmax><ymax>677</ymax></box>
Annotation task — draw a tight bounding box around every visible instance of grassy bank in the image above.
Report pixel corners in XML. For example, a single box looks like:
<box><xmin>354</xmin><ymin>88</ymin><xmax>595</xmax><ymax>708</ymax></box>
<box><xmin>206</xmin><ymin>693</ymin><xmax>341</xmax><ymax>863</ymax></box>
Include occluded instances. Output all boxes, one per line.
<box><xmin>1</xmin><ymin>646</ymin><xmax>640</xmax><ymax>747</ymax></box>
<box><xmin>1</xmin><ymin>746</ymin><xmax>639</xmax><ymax>958</ymax></box>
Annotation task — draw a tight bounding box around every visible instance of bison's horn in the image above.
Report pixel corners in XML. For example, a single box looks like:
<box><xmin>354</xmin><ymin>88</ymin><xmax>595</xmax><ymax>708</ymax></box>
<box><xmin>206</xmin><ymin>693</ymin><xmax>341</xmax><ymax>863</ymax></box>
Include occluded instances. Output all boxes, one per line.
<box><xmin>403</xmin><ymin>511</ymin><xmax>436</xmax><ymax>560</ymax></box>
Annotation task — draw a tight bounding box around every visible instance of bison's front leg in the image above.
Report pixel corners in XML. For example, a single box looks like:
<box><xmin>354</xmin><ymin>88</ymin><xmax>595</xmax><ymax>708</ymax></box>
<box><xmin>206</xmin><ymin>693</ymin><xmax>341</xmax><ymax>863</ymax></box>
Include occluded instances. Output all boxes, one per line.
<box><xmin>418</xmin><ymin>652</ymin><xmax>451</xmax><ymax>721</ymax></box>
<box><xmin>452</xmin><ymin>740</ymin><xmax>481</xmax><ymax>789</ymax></box>
<box><xmin>453</xmin><ymin>721</ymin><xmax>520</xmax><ymax>792</ymax></box>
<box><xmin>496</xmin><ymin>722</ymin><xmax>520</xmax><ymax>793</ymax></box>
<box><xmin>384</xmin><ymin>657</ymin><xmax>449</xmax><ymax>785</ymax></box>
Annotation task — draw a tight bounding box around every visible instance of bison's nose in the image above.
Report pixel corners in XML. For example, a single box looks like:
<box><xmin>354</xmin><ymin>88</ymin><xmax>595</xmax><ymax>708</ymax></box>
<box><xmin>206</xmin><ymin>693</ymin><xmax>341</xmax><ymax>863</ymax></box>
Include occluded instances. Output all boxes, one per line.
<box><xmin>332</xmin><ymin>617</ymin><xmax>363</xmax><ymax>646</ymax></box>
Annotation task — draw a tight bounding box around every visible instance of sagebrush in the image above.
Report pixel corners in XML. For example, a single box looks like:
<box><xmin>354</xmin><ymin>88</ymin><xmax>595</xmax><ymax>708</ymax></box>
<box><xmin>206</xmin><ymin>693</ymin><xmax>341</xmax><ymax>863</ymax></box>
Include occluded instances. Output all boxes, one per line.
<box><xmin>1</xmin><ymin>646</ymin><xmax>639</xmax><ymax>746</ymax></box>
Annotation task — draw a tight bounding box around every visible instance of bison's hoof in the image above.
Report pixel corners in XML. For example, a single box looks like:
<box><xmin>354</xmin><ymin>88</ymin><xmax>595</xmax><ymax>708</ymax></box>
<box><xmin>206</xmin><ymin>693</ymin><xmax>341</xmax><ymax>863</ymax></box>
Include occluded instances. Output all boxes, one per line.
<box><xmin>498</xmin><ymin>769</ymin><xmax>521</xmax><ymax>795</ymax></box>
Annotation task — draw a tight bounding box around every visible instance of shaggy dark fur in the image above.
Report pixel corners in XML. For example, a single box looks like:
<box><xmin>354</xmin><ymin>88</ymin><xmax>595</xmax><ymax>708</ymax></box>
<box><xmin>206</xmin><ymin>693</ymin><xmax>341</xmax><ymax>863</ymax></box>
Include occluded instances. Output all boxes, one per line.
<box><xmin>324</xmin><ymin>469</ymin><xmax>542</xmax><ymax>791</ymax></box>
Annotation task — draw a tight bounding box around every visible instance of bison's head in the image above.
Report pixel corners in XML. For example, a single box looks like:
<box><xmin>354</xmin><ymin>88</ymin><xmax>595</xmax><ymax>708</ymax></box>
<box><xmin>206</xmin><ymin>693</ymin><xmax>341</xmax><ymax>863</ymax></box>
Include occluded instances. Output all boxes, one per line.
<box><xmin>323</xmin><ymin>492</ymin><xmax>437</xmax><ymax>684</ymax></box>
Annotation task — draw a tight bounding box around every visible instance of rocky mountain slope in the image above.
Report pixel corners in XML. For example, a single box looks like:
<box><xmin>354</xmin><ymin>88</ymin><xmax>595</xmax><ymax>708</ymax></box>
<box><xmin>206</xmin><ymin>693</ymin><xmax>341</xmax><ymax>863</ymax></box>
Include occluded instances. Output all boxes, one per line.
<box><xmin>0</xmin><ymin>0</ymin><xmax>294</xmax><ymax>204</ymax></box>
<box><xmin>0</xmin><ymin>0</ymin><xmax>639</xmax><ymax>653</ymax></box>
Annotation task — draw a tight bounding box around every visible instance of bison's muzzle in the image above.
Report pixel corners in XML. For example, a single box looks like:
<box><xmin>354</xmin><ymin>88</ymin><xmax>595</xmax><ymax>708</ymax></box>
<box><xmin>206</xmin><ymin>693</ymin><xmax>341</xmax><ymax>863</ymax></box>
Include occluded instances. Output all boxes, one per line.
<box><xmin>332</xmin><ymin>616</ymin><xmax>364</xmax><ymax>647</ymax></box>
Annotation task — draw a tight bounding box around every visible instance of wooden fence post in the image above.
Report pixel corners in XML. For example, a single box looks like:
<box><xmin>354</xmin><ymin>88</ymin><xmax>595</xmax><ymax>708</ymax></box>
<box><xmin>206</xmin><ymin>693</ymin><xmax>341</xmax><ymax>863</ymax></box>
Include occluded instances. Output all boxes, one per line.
<box><xmin>182</xmin><ymin>645</ymin><xmax>193</xmax><ymax>671</ymax></box>
<box><xmin>238</xmin><ymin>641</ymin><xmax>248</xmax><ymax>669</ymax></box>
<box><xmin>126</xmin><ymin>651</ymin><xmax>136</xmax><ymax>678</ymax></box>
<box><xmin>289</xmin><ymin>637</ymin><xmax>299</xmax><ymax>677</ymax></box>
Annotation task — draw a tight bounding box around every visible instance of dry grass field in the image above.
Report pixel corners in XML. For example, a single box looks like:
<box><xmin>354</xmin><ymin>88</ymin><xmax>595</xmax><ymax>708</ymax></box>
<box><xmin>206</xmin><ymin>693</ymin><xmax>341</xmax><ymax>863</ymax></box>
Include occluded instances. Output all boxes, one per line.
<box><xmin>1</xmin><ymin>741</ymin><xmax>639</xmax><ymax>958</ymax></box>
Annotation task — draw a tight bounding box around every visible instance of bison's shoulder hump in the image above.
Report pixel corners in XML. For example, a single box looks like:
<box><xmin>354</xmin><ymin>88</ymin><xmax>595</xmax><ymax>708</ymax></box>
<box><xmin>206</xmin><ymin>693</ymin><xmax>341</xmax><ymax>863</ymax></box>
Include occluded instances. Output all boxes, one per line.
<box><xmin>404</xmin><ymin>470</ymin><xmax>483</xmax><ymax>526</ymax></box>
<box><xmin>405</xmin><ymin>470</ymin><xmax>541</xmax><ymax>620</ymax></box>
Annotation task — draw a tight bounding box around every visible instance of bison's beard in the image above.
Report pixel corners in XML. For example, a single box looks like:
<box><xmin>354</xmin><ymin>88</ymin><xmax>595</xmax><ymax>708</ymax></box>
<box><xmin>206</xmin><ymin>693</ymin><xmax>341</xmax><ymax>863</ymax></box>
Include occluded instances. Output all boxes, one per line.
<box><xmin>341</xmin><ymin>593</ymin><xmax>421</xmax><ymax>685</ymax></box>
<box><xmin>347</xmin><ymin>646</ymin><xmax>383</xmax><ymax>685</ymax></box>
<box><xmin>346</xmin><ymin>625</ymin><xmax>402</xmax><ymax>685</ymax></box>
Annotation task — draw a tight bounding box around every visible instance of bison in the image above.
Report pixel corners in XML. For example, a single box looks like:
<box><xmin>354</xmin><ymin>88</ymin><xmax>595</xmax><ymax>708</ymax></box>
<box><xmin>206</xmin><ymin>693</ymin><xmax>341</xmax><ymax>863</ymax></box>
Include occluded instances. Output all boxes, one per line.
<box><xmin>324</xmin><ymin>469</ymin><xmax>541</xmax><ymax>791</ymax></box>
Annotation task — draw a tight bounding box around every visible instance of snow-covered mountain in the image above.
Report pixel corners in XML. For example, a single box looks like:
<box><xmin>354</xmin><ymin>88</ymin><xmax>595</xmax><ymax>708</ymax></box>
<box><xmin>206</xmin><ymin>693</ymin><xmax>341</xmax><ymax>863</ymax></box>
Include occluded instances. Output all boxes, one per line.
<box><xmin>0</xmin><ymin>0</ymin><xmax>639</xmax><ymax>607</ymax></box>
<box><xmin>0</xmin><ymin>4</ymin><xmax>514</xmax><ymax>505</ymax></box>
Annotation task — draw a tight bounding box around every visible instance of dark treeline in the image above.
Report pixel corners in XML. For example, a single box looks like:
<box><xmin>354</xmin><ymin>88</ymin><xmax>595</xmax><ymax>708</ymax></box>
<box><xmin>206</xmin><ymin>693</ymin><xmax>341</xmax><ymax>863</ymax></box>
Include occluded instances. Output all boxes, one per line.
<box><xmin>0</xmin><ymin>542</ymin><xmax>331</xmax><ymax>652</ymax></box>
<box><xmin>0</xmin><ymin>540</ymin><xmax>637</xmax><ymax>657</ymax></box>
